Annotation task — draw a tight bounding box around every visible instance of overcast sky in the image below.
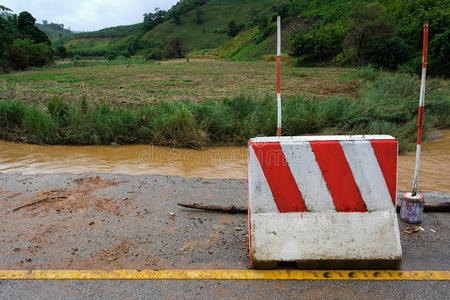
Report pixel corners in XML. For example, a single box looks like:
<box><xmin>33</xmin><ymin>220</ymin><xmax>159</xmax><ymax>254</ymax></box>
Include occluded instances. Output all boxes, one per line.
<box><xmin>2</xmin><ymin>0</ymin><xmax>179</xmax><ymax>32</ymax></box>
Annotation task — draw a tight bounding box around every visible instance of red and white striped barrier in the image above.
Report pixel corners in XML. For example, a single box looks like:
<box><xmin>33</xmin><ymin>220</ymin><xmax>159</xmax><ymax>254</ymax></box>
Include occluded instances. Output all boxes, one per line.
<box><xmin>248</xmin><ymin>135</ymin><xmax>402</xmax><ymax>268</ymax></box>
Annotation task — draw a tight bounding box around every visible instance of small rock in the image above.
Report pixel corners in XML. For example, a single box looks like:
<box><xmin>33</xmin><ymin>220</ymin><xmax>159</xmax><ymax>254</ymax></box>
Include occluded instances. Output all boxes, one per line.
<box><xmin>25</xmin><ymin>257</ymin><xmax>31</xmax><ymax>262</ymax></box>
<box><xmin>235</xmin><ymin>227</ymin><xmax>243</xmax><ymax>232</ymax></box>
<box><xmin>13</xmin><ymin>247</ymin><xmax>21</xmax><ymax>252</ymax></box>
<box><xmin>89</xmin><ymin>221</ymin><xmax>95</xmax><ymax>226</ymax></box>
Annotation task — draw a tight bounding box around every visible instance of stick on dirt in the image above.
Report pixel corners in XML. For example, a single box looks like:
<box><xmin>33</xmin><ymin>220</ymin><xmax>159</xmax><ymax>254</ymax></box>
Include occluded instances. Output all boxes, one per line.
<box><xmin>178</xmin><ymin>203</ymin><xmax>247</xmax><ymax>214</ymax></box>
<box><xmin>12</xmin><ymin>196</ymin><xmax>67</xmax><ymax>212</ymax></box>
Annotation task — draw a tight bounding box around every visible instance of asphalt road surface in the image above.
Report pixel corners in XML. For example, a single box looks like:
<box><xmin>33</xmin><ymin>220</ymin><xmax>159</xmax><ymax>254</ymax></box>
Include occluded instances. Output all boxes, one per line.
<box><xmin>0</xmin><ymin>173</ymin><xmax>449</xmax><ymax>299</ymax></box>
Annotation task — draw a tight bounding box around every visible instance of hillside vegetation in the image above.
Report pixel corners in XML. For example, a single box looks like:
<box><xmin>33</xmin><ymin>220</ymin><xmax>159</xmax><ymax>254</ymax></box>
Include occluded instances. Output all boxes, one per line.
<box><xmin>36</xmin><ymin>21</ymin><xmax>73</xmax><ymax>40</ymax></box>
<box><xmin>56</xmin><ymin>0</ymin><xmax>448</xmax><ymax>77</ymax></box>
<box><xmin>58</xmin><ymin>0</ymin><xmax>274</xmax><ymax>58</ymax></box>
<box><xmin>212</xmin><ymin>0</ymin><xmax>449</xmax><ymax>76</ymax></box>
<box><xmin>0</xmin><ymin>8</ymin><xmax>53</xmax><ymax>72</ymax></box>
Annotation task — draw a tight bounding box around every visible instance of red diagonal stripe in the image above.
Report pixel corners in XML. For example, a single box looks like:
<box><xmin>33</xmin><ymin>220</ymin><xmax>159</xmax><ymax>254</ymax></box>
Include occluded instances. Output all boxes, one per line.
<box><xmin>252</xmin><ymin>142</ymin><xmax>306</xmax><ymax>212</ymax></box>
<box><xmin>371</xmin><ymin>140</ymin><xmax>398</xmax><ymax>205</ymax></box>
<box><xmin>310</xmin><ymin>141</ymin><xmax>367</xmax><ymax>212</ymax></box>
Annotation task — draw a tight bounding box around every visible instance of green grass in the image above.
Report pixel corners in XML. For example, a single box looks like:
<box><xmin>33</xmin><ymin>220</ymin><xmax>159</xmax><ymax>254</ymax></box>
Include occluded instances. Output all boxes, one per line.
<box><xmin>1</xmin><ymin>67</ymin><xmax>448</xmax><ymax>151</ymax></box>
<box><xmin>142</xmin><ymin>0</ymin><xmax>273</xmax><ymax>50</ymax></box>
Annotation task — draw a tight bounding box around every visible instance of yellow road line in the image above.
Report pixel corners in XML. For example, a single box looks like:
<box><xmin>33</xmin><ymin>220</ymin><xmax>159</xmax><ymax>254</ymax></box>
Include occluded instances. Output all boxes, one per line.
<box><xmin>0</xmin><ymin>270</ymin><xmax>449</xmax><ymax>280</ymax></box>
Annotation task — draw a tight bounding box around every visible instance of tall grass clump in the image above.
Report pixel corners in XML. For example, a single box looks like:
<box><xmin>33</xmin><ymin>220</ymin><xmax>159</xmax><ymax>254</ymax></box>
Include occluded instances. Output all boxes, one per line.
<box><xmin>22</xmin><ymin>106</ymin><xmax>58</xmax><ymax>144</ymax></box>
<box><xmin>0</xmin><ymin>69</ymin><xmax>448</xmax><ymax>151</ymax></box>
<box><xmin>0</xmin><ymin>99</ymin><xmax>27</xmax><ymax>129</ymax></box>
<box><xmin>337</xmin><ymin>71</ymin><xmax>449</xmax><ymax>151</ymax></box>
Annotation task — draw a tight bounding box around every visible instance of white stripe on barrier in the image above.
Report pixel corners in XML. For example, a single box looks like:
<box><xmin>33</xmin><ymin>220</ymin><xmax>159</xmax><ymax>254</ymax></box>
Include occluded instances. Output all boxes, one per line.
<box><xmin>281</xmin><ymin>143</ymin><xmax>335</xmax><ymax>212</ymax></box>
<box><xmin>248</xmin><ymin>146</ymin><xmax>279</xmax><ymax>213</ymax></box>
<box><xmin>341</xmin><ymin>141</ymin><xmax>393</xmax><ymax>211</ymax></box>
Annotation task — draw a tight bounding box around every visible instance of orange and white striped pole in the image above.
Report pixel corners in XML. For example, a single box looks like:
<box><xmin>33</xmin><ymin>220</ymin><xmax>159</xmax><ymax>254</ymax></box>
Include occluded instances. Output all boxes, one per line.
<box><xmin>411</xmin><ymin>22</ymin><xmax>429</xmax><ymax>196</ymax></box>
<box><xmin>276</xmin><ymin>16</ymin><xmax>282</xmax><ymax>136</ymax></box>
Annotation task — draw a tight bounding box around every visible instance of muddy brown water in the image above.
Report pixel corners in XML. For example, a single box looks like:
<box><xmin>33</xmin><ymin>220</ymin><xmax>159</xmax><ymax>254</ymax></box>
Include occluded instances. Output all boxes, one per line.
<box><xmin>0</xmin><ymin>130</ymin><xmax>449</xmax><ymax>192</ymax></box>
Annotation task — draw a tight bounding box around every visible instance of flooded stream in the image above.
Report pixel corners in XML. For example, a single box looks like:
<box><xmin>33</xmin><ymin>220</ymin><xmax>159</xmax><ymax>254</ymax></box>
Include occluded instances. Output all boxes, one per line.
<box><xmin>0</xmin><ymin>130</ymin><xmax>449</xmax><ymax>192</ymax></box>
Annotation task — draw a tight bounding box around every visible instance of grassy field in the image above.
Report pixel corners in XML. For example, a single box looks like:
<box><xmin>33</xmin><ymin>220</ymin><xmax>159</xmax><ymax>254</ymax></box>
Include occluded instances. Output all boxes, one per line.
<box><xmin>0</xmin><ymin>58</ymin><xmax>359</xmax><ymax>105</ymax></box>
<box><xmin>0</xmin><ymin>58</ymin><xmax>449</xmax><ymax>151</ymax></box>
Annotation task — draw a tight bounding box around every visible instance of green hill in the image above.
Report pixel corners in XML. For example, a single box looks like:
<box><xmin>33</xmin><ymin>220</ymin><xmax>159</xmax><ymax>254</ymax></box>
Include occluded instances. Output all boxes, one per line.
<box><xmin>141</xmin><ymin>0</ymin><xmax>273</xmax><ymax>50</ymax></box>
<box><xmin>209</xmin><ymin>0</ymin><xmax>449</xmax><ymax>76</ymax></box>
<box><xmin>37</xmin><ymin>21</ymin><xmax>73</xmax><ymax>40</ymax></box>
<box><xmin>57</xmin><ymin>0</ymin><xmax>448</xmax><ymax>76</ymax></box>
<box><xmin>58</xmin><ymin>0</ymin><xmax>274</xmax><ymax>57</ymax></box>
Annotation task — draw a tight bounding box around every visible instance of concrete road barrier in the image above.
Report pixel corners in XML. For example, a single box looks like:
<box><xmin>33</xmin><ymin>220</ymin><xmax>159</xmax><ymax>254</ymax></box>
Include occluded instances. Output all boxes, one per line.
<box><xmin>248</xmin><ymin>135</ymin><xmax>402</xmax><ymax>269</ymax></box>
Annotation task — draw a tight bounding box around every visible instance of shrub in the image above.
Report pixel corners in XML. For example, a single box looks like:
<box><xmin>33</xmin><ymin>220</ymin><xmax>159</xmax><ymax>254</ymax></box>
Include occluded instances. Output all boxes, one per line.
<box><xmin>428</xmin><ymin>30</ymin><xmax>449</xmax><ymax>77</ymax></box>
<box><xmin>105</xmin><ymin>51</ymin><xmax>118</xmax><ymax>61</ymax></box>
<box><xmin>120</xmin><ymin>50</ymin><xmax>131</xmax><ymax>58</ymax></box>
<box><xmin>165</xmin><ymin>37</ymin><xmax>186</xmax><ymax>58</ymax></box>
<box><xmin>290</xmin><ymin>23</ymin><xmax>346</xmax><ymax>63</ymax></box>
<box><xmin>145</xmin><ymin>48</ymin><xmax>164</xmax><ymax>61</ymax></box>
<box><xmin>362</xmin><ymin>35</ymin><xmax>411</xmax><ymax>70</ymax></box>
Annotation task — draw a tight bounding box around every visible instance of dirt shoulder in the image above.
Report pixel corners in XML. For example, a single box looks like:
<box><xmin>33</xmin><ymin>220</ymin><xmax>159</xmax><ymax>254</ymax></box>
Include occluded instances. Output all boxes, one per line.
<box><xmin>0</xmin><ymin>173</ymin><xmax>448</xmax><ymax>270</ymax></box>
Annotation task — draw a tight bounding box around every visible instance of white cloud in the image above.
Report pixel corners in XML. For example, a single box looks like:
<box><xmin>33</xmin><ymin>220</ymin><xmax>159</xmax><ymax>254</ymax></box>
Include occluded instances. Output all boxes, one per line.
<box><xmin>2</xmin><ymin>0</ymin><xmax>178</xmax><ymax>31</ymax></box>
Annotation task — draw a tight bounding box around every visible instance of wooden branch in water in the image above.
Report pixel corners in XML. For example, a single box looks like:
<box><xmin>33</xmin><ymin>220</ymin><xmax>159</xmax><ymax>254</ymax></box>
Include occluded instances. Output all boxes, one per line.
<box><xmin>178</xmin><ymin>202</ymin><xmax>450</xmax><ymax>214</ymax></box>
<box><xmin>12</xmin><ymin>196</ymin><xmax>67</xmax><ymax>212</ymax></box>
<box><xmin>178</xmin><ymin>203</ymin><xmax>247</xmax><ymax>214</ymax></box>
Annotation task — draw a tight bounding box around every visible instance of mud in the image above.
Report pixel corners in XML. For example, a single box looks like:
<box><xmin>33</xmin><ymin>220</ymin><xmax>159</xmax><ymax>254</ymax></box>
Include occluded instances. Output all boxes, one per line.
<box><xmin>1</xmin><ymin>130</ymin><xmax>448</xmax><ymax>192</ymax></box>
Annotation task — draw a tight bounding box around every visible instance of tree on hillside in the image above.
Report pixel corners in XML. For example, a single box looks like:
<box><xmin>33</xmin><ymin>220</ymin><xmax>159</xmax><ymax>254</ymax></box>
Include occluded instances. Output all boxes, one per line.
<box><xmin>171</xmin><ymin>9</ymin><xmax>182</xmax><ymax>25</ymax></box>
<box><xmin>0</xmin><ymin>5</ymin><xmax>11</xmax><ymax>12</ymax></box>
<box><xmin>0</xmin><ymin>9</ymin><xmax>53</xmax><ymax>72</ymax></box>
<box><xmin>344</xmin><ymin>2</ymin><xmax>395</xmax><ymax>66</ymax></box>
<box><xmin>143</xmin><ymin>8</ymin><xmax>167</xmax><ymax>31</ymax></box>
<box><xmin>195</xmin><ymin>8</ymin><xmax>204</xmax><ymax>24</ymax></box>
<box><xmin>227</xmin><ymin>20</ymin><xmax>244</xmax><ymax>37</ymax></box>
<box><xmin>18</xmin><ymin>11</ymin><xmax>36</xmax><ymax>29</ymax></box>
<box><xmin>428</xmin><ymin>30</ymin><xmax>449</xmax><ymax>77</ymax></box>
<box><xmin>166</xmin><ymin>37</ymin><xmax>186</xmax><ymax>58</ymax></box>
<box><xmin>18</xmin><ymin>11</ymin><xmax>49</xmax><ymax>44</ymax></box>
<box><xmin>56</xmin><ymin>45</ymin><xmax>67</xmax><ymax>59</ymax></box>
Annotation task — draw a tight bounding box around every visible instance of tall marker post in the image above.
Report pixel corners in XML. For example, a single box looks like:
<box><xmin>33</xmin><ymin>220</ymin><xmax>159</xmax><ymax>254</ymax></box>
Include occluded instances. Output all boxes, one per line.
<box><xmin>276</xmin><ymin>16</ymin><xmax>282</xmax><ymax>136</ymax></box>
<box><xmin>411</xmin><ymin>22</ymin><xmax>429</xmax><ymax>197</ymax></box>
<box><xmin>400</xmin><ymin>22</ymin><xmax>429</xmax><ymax>224</ymax></box>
